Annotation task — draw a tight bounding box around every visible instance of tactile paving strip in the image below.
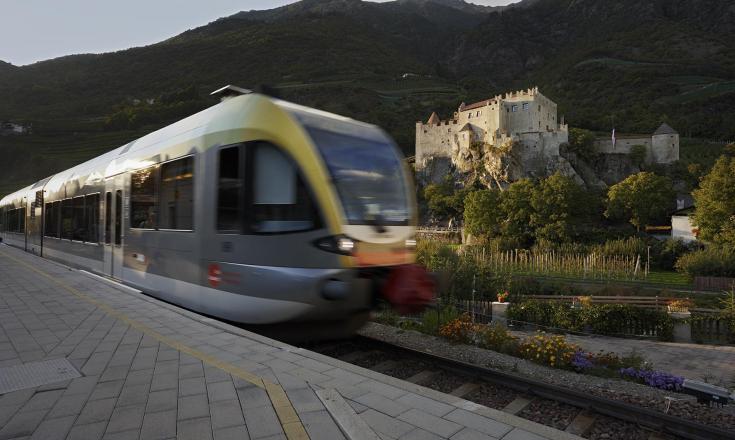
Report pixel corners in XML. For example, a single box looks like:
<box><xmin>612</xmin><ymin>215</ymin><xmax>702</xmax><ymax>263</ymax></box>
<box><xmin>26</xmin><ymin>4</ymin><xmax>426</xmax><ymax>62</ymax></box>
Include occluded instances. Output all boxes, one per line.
<box><xmin>0</xmin><ymin>358</ymin><xmax>81</xmax><ymax>394</ymax></box>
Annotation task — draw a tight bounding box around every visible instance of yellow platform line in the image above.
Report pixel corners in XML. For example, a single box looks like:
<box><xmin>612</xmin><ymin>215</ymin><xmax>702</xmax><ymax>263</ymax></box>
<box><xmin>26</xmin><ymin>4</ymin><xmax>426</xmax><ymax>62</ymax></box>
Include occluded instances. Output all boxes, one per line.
<box><xmin>0</xmin><ymin>249</ymin><xmax>310</xmax><ymax>440</ymax></box>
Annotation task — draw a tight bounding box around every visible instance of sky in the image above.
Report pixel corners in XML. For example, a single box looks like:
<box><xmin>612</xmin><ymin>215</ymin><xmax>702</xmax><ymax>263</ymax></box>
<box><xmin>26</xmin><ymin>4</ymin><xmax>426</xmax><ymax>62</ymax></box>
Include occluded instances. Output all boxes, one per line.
<box><xmin>0</xmin><ymin>0</ymin><xmax>514</xmax><ymax>66</ymax></box>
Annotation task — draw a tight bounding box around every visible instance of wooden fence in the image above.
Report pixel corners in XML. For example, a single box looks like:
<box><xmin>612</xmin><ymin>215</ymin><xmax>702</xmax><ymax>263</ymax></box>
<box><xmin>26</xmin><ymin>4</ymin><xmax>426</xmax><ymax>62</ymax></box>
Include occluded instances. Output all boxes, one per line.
<box><xmin>462</xmin><ymin>247</ymin><xmax>644</xmax><ymax>281</ymax></box>
<box><xmin>523</xmin><ymin>295</ymin><xmax>680</xmax><ymax>310</ymax></box>
<box><xmin>694</xmin><ymin>276</ymin><xmax>735</xmax><ymax>291</ymax></box>
<box><xmin>690</xmin><ymin>308</ymin><xmax>734</xmax><ymax>344</ymax></box>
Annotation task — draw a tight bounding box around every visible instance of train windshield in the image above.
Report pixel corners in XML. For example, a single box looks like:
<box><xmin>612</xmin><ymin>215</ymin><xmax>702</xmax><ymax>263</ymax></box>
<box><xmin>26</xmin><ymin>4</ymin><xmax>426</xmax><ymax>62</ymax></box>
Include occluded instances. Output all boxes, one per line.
<box><xmin>306</xmin><ymin>126</ymin><xmax>410</xmax><ymax>226</ymax></box>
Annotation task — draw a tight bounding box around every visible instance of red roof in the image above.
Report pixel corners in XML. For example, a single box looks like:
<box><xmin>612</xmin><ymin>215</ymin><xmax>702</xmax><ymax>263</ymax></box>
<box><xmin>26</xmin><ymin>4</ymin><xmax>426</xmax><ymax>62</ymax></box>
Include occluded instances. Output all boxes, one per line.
<box><xmin>462</xmin><ymin>99</ymin><xmax>495</xmax><ymax>111</ymax></box>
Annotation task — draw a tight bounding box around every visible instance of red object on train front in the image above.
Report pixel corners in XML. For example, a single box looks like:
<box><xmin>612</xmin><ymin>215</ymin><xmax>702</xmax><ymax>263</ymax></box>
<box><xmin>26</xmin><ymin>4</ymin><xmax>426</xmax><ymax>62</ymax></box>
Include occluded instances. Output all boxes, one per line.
<box><xmin>381</xmin><ymin>264</ymin><xmax>435</xmax><ymax>314</ymax></box>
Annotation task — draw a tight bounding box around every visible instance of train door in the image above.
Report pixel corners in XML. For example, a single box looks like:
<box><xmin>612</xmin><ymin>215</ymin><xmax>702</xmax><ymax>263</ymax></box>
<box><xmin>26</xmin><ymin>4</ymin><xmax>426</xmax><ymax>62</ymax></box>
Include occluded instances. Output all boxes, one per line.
<box><xmin>103</xmin><ymin>175</ymin><xmax>125</xmax><ymax>279</ymax></box>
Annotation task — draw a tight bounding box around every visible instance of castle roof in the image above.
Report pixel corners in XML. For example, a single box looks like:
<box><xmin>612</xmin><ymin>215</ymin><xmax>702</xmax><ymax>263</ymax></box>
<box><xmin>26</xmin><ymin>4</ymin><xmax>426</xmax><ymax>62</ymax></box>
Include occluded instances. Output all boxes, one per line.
<box><xmin>427</xmin><ymin>112</ymin><xmax>440</xmax><ymax>125</ymax></box>
<box><xmin>459</xmin><ymin>123</ymin><xmax>473</xmax><ymax>132</ymax></box>
<box><xmin>462</xmin><ymin>99</ymin><xmax>494</xmax><ymax>112</ymax></box>
<box><xmin>654</xmin><ymin>123</ymin><xmax>677</xmax><ymax>135</ymax></box>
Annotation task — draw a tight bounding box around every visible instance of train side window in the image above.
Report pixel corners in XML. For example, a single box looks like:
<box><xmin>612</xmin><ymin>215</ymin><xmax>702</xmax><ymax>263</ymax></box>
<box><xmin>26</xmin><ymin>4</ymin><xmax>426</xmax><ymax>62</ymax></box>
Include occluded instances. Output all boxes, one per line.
<box><xmin>86</xmin><ymin>193</ymin><xmax>100</xmax><ymax>243</ymax></box>
<box><xmin>105</xmin><ymin>192</ymin><xmax>112</xmax><ymax>244</ymax></box>
<box><xmin>18</xmin><ymin>208</ymin><xmax>25</xmax><ymax>233</ymax></box>
<box><xmin>44</xmin><ymin>202</ymin><xmax>56</xmax><ymax>238</ymax></box>
<box><xmin>115</xmin><ymin>190</ymin><xmax>122</xmax><ymax>245</ymax></box>
<box><xmin>61</xmin><ymin>199</ymin><xmax>73</xmax><ymax>239</ymax></box>
<box><xmin>131</xmin><ymin>166</ymin><xmax>157</xmax><ymax>229</ymax></box>
<box><xmin>217</xmin><ymin>146</ymin><xmax>242</xmax><ymax>233</ymax></box>
<box><xmin>72</xmin><ymin>196</ymin><xmax>86</xmax><ymax>241</ymax></box>
<box><xmin>249</xmin><ymin>142</ymin><xmax>318</xmax><ymax>233</ymax></box>
<box><xmin>159</xmin><ymin>157</ymin><xmax>194</xmax><ymax>230</ymax></box>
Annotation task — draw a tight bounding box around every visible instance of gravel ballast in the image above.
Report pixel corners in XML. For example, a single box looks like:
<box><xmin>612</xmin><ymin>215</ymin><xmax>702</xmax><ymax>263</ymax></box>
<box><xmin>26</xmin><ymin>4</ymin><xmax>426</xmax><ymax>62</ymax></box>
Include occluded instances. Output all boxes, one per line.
<box><xmin>358</xmin><ymin>322</ymin><xmax>735</xmax><ymax>432</ymax></box>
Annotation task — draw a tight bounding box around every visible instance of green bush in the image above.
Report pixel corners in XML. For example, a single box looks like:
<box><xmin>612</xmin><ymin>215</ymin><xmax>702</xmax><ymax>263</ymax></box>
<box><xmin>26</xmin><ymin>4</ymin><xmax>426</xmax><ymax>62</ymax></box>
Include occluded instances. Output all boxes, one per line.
<box><xmin>507</xmin><ymin>300</ymin><xmax>673</xmax><ymax>341</ymax></box>
<box><xmin>675</xmin><ymin>246</ymin><xmax>735</xmax><ymax>277</ymax></box>
<box><xmin>420</xmin><ymin>306</ymin><xmax>460</xmax><ymax>336</ymax></box>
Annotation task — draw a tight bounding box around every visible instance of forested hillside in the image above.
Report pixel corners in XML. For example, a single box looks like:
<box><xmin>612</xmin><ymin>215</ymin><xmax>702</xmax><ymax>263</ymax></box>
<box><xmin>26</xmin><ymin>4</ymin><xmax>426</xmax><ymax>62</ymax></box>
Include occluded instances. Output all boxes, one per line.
<box><xmin>1</xmin><ymin>0</ymin><xmax>734</xmax><ymax>195</ymax></box>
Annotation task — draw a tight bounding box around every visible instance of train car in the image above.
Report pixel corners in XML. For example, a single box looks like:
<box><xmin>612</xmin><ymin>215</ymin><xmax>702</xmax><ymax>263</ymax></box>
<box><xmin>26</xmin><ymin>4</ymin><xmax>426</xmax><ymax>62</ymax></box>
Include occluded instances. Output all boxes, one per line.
<box><xmin>0</xmin><ymin>87</ymin><xmax>433</xmax><ymax>339</ymax></box>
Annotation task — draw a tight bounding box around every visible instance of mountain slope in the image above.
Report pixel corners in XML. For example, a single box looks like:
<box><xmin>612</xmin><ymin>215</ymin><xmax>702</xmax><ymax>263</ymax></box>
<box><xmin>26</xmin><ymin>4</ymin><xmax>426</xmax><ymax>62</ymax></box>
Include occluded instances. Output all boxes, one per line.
<box><xmin>0</xmin><ymin>0</ymin><xmax>734</xmax><ymax>195</ymax></box>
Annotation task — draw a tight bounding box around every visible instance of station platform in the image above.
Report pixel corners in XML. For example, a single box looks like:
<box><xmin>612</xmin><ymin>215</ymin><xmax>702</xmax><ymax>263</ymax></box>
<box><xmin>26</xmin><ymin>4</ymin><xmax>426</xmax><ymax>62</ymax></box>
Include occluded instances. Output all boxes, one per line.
<box><xmin>0</xmin><ymin>244</ymin><xmax>580</xmax><ymax>440</ymax></box>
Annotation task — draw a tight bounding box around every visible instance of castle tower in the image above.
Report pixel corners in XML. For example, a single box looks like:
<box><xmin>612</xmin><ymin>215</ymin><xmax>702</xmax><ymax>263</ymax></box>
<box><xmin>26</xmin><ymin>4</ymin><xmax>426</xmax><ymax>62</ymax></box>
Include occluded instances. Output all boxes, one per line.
<box><xmin>651</xmin><ymin>123</ymin><xmax>679</xmax><ymax>163</ymax></box>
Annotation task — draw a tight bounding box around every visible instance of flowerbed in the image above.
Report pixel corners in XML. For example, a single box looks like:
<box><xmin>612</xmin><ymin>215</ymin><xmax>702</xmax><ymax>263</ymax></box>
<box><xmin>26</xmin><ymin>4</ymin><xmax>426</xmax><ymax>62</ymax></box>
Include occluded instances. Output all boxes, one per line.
<box><xmin>376</xmin><ymin>308</ymin><xmax>685</xmax><ymax>392</ymax></box>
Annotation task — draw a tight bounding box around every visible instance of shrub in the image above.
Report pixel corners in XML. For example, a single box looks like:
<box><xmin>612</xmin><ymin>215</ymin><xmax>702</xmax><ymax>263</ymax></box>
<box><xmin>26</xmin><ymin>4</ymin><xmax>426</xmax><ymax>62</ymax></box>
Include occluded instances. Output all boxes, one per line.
<box><xmin>675</xmin><ymin>246</ymin><xmax>735</xmax><ymax>278</ymax></box>
<box><xmin>420</xmin><ymin>306</ymin><xmax>460</xmax><ymax>336</ymax></box>
<box><xmin>477</xmin><ymin>323</ymin><xmax>518</xmax><ymax>355</ymax></box>
<box><xmin>518</xmin><ymin>332</ymin><xmax>578</xmax><ymax>368</ymax></box>
<box><xmin>439</xmin><ymin>314</ymin><xmax>480</xmax><ymax>344</ymax></box>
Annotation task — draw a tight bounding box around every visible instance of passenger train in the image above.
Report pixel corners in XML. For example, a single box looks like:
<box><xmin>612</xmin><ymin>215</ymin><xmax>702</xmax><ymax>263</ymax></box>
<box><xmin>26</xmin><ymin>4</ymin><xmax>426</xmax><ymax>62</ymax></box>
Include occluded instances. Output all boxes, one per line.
<box><xmin>0</xmin><ymin>86</ymin><xmax>433</xmax><ymax>339</ymax></box>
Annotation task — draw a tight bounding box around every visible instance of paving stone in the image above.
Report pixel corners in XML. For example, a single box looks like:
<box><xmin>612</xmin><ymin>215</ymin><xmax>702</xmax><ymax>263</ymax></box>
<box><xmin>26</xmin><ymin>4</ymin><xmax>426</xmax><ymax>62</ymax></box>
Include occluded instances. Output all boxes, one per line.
<box><xmin>29</xmin><ymin>414</ymin><xmax>76</xmax><ymax>440</ymax></box>
<box><xmin>146</xmin><ymin>389</ymin><xmax>178</xmax><ymax>413</ymax></box>
<box><xmin>299</xmin><ymin>409</ymin><xmax>346</xmax><ymax>440</ymax></box>
<box><xmin>502</xmin><ymin>428</ymin><xmax>548</xmax><ymax>440</ymax></box>
<box><xmin>0</xmin><ymin>405</ymin><xmax>20</xmax><ymax>426</ymax></box>
<box><xmin>124</xmin><ymin>369</ymin><xmax>154</xmax><ymax>387</ymax></box>
<box><xmin>179</xmin><ymin>377</ymin><xmax>206</xmax><ymax>397</ymax></box>
<box><xmin>150</xmin><ymin>373</ymin><xmax>178</xmax><ymax>392</ymax></box>
<box><xmin>89</xmin><ymin>380</ymin><xmax>125</xmax><ymax>401</ymax></box>
<box><xmin>21</xmin><ymin>390</ymin><xmax>64</xmax><ymax>412</ymax></box>
<box><xmin>0</xmin><ymin>389</ymin><xmax>35</xmax><ymax>407</ymax></box>
<box><xmin>402</xmin><ymin>428</ymin><xmax>444</xmax><ymax>440</ymax></box>
<box><xmin>395</xmin><ymin>393</ymin><xmax>454</xmax><ymax>417</ymax></box>
<box><xmin>140</xmin><ymin>409</ymin><xmax>176</xmax><ymax>440</ymax></box>
<box><xmin>242</xmin><ymin>405</ymin><xmax>283</xmax><ymax>439</ymax></box>
<box><xmin>214</xmin><ymin>425</ymin><xmax>250</xmax><ymax>440</ymax></box>
<box><xmin>179</xmin><ymin>362</ymin><xmax>204</xmax><ymax>379</ymax></box>
<box><xmin>210</xmin><ymin>399</ymin><xmax>245</xmax><ymax>429</ymax></box>
<box><xmin>0</xmin><ymin>409</ymin><xmax>48</xmax><ymax>439</ymax></box>
<box><xmin>102</xmin><ymin>429</ymin><xmax>140</xmax><ymax>440</ymax></box>
<box><xmin>207</xmin><ymin>380</ymin><xmax>237</xmax><ymax>403</ymax></box>
<box><xmin>106</xmin><ymin>405</ymin><xmax>145</xmax><ymax>433</ymax></box>
<box><xmin>46</xmin><ymin>393</ymin><xmax>89</xmax><ymax>419</ymax></box>
<box><xmin>177</xmin><ymin>417</ymin><xmax>214</xmax><ymax>440</ymax></box>
<box><xmin>178</xmin><ymin>394</ymin><xmax>210</xmax><ymax>421</ymax></box>
<box><xmin>237</xmin><ymin>385</ymin><xmax>272</xmax><ymax>409</ymax></box>
<box><xmin>355</xmin><ymin>392</ymin><xmax>411</xmax><ymax>417</ymax></box>
<box><xmin>66</xmin><ymin>421</ymin><xmax>107</xmax><ymax>440</ymax></box>
<box><xmin>360</xmin><ymin>409</ymin><xmax>415</xmax><ymax>439</ymax></box>
<box><xmin>398</xmin><ymin>409</ymin><xmax>463</xmax><ymax>438</ymax></box>
<box><xmin>444</xmin><ymin>409</ymin><xmax>513</xmax><ymax>439</ymax></box>
<box><xmin>77</xmin><ymin>398</ymin><xmax>117</xmax><ymax>425</ymax></box>
<box><xmin>284</xmin><ymin>388</ymin><xmax>324</xmax><ymax>414</ymax></box>
<box><xmin>117</xmin><ymin>384</ymin><xmax>150</xmax><ymax>407</ymax></box>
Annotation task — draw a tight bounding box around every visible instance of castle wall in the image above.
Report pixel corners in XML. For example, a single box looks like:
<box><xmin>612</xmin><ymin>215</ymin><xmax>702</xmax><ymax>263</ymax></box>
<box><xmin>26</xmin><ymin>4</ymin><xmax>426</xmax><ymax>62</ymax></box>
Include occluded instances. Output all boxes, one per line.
<box><xmin>596</xmin><ymin>138</ymin><xmax>651</xmax><ymax>155</ymax></box>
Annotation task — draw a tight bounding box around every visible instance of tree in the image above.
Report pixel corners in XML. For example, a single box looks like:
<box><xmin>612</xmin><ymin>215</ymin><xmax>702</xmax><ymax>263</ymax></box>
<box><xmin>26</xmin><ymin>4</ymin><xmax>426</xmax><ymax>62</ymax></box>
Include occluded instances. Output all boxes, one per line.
<box><xmin>606</xmin><ymin>172</ymin><xmax>676</xmax><ymax>231</ymax></box>
<box><xmin>499</xmin><ymin>179</ymin><xmax>536</xmax><ymax>246</ymax></box>
<box><xmin>423</xmin><ymin>176</ymin><xmax>472</xmax><ymax>223</ymax></box>
<box><xmin>531</xmin><ymin>173</ymin><xmax>594</xmax><ymax>243</ymax></box>
<box><xmin>629</xmin><ymin>144</ymin><xmax>647</xmax><ymax>169</ymax></box>
<box><xmin>567</xmin><ymin>128</ymin><xmax>597</xmax><ymax>161</ymax></box>
<box><xmin>464</xmin><ymin>189</ymin><xmax>503</xmax><ymax>239</ymax></box>
<box><xmin>692</xmin><ymin>155</ymin><xmax>735</xmax><ymax>246</ymax></box>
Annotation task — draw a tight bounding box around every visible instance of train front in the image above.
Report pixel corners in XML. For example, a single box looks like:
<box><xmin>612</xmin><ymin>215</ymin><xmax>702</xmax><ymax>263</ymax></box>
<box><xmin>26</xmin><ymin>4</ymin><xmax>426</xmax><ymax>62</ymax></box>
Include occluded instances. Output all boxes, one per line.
<box><xmin>285</xmin><ymin>104</ymin><xmax>435</xmax><ymax>318</ymax></box>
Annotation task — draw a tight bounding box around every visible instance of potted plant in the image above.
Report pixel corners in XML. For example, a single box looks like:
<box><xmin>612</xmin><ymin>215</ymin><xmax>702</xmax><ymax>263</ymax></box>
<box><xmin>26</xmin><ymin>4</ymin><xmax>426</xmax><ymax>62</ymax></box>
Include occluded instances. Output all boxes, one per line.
<box><xmin>493</xmin><ymin>291</ymin><xmax>510</xmax><ymax>326</ymax></box>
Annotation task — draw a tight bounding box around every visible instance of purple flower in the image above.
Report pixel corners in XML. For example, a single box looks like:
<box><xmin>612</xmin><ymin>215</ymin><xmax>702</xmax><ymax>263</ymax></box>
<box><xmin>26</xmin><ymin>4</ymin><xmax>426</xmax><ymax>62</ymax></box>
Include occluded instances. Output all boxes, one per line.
<box><xmin>571</xmin><ymin>350</ymin><xmax>594</xmax><ymax>370</ymax></box>
<box><xmin>619</xmin><ymin>368</ymin><xmax>684</xmax><ymax>391</ymax></box>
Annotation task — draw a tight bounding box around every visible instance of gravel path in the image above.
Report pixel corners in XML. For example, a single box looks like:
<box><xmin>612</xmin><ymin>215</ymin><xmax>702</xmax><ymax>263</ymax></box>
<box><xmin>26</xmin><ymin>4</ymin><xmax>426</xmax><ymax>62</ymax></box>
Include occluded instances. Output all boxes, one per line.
<box><xmin>358</xmin><ymin>322</ymin><xmax>735</xmax><ymax>432</ymax></box>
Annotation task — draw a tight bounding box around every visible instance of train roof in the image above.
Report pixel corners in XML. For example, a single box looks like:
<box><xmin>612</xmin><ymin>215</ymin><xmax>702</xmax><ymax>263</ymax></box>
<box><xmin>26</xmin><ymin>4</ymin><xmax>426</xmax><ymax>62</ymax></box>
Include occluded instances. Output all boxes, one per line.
<box><xmin>1</xmin><ymin>93</ymin><xmax>386</xmax><ymax>208</ymax></box>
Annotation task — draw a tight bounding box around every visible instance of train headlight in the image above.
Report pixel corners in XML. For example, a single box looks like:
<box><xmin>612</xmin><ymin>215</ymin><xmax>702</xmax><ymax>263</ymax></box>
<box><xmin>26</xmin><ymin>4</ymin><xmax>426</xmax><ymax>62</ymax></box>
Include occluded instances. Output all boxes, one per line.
<box><xmin>337</xmin><ymin>237</ymin><xmax>355</xmax><ymax>253</ymax></box>
<box><xmin>314</xmin><ymin>235</ymin><xmax>357</xmax><ymax>256</ymax></box>
<box><xmin>405</xmin><ymin>238</ymin><xmax>417</xmax><ymax>249</ymax></box>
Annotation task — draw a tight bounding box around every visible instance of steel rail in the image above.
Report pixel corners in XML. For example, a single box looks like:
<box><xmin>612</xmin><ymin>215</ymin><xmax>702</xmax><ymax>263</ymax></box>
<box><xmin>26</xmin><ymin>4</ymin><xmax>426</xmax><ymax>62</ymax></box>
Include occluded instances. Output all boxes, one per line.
<box><xmin>355</xmin><ymin>335</ymin><xmax>734</xmax><ymax>440</ymax></box>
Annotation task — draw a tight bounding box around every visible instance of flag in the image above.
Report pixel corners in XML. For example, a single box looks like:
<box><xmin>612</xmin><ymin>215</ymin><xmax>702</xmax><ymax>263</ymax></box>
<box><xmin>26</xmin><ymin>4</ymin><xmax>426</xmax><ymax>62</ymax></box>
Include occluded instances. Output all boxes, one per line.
<box><xmin>612</xmin><ymin>128</ymin><xmax>616</xmax><ymax>149</ymax></box>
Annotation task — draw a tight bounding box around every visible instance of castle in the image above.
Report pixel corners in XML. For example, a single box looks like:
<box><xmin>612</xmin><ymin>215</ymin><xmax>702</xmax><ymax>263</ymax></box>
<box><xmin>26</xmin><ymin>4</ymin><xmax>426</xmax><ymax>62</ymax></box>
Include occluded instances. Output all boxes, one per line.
<box><xmin>415</xmin><ymin>87</ymin><xmax>569</xmax><ymax>172</ymax></box>
<box><xmin>414</xmin><ymin>87</ymin><xmax>680</xmax><ymax>188</ymax></box>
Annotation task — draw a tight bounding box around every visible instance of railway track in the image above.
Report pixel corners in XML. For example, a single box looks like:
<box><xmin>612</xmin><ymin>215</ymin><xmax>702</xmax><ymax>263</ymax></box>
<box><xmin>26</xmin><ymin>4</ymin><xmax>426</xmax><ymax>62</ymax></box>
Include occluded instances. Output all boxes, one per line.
<box><xmin>303</xmin><ymin>335</ymin><xmax>734</xmax><ymax>440</ymax></box>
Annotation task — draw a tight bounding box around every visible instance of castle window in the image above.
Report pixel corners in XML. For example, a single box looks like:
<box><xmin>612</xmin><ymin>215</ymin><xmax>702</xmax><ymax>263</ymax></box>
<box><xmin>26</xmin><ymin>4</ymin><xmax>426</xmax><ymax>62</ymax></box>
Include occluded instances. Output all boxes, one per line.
<box><xmin>468</xmin><ymin>113</ymin><xmax>472</xmax><ymax>119</ymax></box>
<box><xmin>511</xmin><ymin>105</ymin><xmax>518</xmax><ymax>112</ymax></box>
<box><xmin>538</xmin><ymin>105</ymin><xmax>541</xmax><ymax>112</ymax></box>
<box><xmin>522</xmin><ymin>103</ymin><xmax>529</xmax><ymax>111</ymax></box>
<box><xmin>476</xmin><ymin>111</ymin><xmax>480</xmax><ymax>116</ymax></box>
